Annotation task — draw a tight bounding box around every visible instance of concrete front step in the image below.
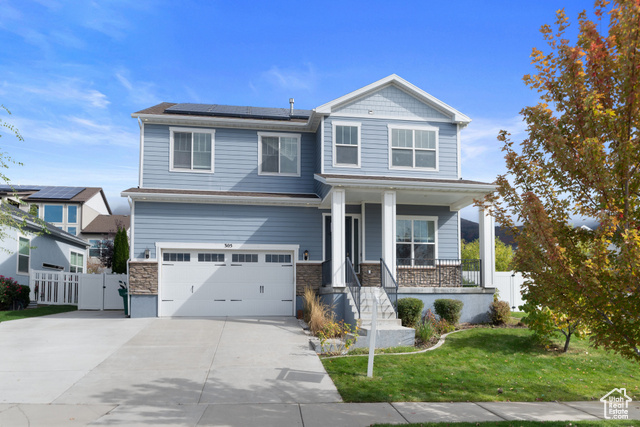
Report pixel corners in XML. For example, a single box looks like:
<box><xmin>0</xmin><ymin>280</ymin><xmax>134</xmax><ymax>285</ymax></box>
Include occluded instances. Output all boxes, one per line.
<box><xmin>359</xmin><ymin>318</ymin><xmax>403</xmax><ymax>327</ymax></box>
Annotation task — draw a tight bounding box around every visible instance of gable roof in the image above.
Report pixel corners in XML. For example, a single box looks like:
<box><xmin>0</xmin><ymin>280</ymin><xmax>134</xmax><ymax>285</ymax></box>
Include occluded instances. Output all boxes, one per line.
<box><xmin>83</xmin><ymin>215</ymin><xmax>130</xmax><ymax>234</ymax></box>
<box><xmin>0</xmin><ymin>185</ymin><xmax>112</xmax><ymax>213</ymax></box>
<box><xmin>314</xmin><ymin>74</ymin><xmax>471</xmax><ymax>126</ymax></box>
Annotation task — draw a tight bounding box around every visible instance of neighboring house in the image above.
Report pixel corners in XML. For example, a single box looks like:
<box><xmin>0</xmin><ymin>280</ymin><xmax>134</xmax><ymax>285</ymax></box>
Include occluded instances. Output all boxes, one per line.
<box><xmin>0</xmin><ymin>186</ymin><xmax>130</xmax><ymax>265</ymax></box>
<box><xmin>123</xmin><ymin>74</ymin><xmax>497</xmax><ymax>320</ymax></box>
<box><xmin>0</xmin><ymin>203</ymin><xmax>90</xmax><ymax>288</ymax></box>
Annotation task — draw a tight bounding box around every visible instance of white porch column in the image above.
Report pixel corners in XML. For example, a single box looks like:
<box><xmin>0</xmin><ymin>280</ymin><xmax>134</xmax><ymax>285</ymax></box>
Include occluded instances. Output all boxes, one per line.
<box><xmin>479</xmin><ymin>205</ymin><xmax>496</xmax><ymax>287</ymax></box>
<box><xmin>381</xmin><ymin>191</ymin><xmax>397</xmax><ymax>276</ymax></box>
<box><xmin>331</xmin><ymin>189</ymin><xmax>346</xmax><ymax>287</ymax></box>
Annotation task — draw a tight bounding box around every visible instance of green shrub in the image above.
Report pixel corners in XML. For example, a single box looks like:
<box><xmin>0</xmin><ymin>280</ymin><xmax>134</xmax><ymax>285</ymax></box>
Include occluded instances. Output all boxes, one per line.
<box><xmin>0</xmin><ymin>276</ymin><xmax>30</xmax><ymax>310</ymax></box>
<box><xmin>434</xmin><ymin>299</ymin><xmax>464</xmax><ymax>325</ymax></box>
<box><xmin>415</xmin><ymin>310</ymin><xmax>436</xmax><ymax>344</ymax></box>
<box><xmin>397</xmin><ymin>297</ymin><xmax>424</xmax><ymax>327</ymax></box>
<box><xmin>434</xmin><ymin>318</ymin><xmax>455</xmax><ymax>334</ymax></box>
<box><xmin>489</xmin><ymin>300</ymin><xmax>511</xmax><ymax>325</ymax></box>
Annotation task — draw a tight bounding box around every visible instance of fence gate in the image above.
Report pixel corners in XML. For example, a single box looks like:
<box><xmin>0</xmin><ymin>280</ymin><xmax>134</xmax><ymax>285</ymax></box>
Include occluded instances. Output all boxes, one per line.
<box><xmin>30</xmin><ymin>271</ymin><xmax>127</xmax><ymax>310</ymax></box>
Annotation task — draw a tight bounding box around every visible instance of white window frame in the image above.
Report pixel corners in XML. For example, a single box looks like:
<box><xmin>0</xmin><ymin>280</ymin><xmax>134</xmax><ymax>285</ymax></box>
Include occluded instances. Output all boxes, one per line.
<box><xmin>332</xmin><ymin>121</ymin><xmax>361</xmax><ymax>168</ymax></box>
<box><xmin>69</xmin><ymin>250</ymin><xmax>86</xmax><ymax>273</ymax></box>
<box><xmin>396</xmin><ymin>215</ymin><xmax>438</xmax><ymax>265</ymax></box>
<box><xmin>169</xmin><ymin>127</ymin><xmax>215</xmax><ymax>173</ymax></box>
<box><xmin>17</xmin><ymin>234</ymin><xmax>30</xmax><ymax>275</ymax></box>
<box><xmin>257</xmin><ymin>132</ymin><xmax>301</xmax><ymax>177</ymax></box>
<box><xmin>388</xmin><ymin>124</ymin><xmax>439</xmax><ymax>171</ymax></box>
<box><xmin>41</xmin><ymin>203</ymin><xmax>80</xmax><ymax>235</ymax></box>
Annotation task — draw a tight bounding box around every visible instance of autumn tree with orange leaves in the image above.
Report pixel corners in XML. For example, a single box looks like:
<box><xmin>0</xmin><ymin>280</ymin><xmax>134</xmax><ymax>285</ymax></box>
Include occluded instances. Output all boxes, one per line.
<box><xmin>487</xmin><ymin>0</ymin><xmax>640</xmax><ymax>360</ymax></box>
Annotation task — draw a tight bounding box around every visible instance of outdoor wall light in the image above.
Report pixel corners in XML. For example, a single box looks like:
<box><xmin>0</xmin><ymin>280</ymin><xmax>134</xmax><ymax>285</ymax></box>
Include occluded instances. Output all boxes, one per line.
<box><xmin>303</xmin><ymin>250</ymin><xmax>309</xmax><ymax>261</ymax></box>
<box><xmin>144</xmin><ymin>249</ymin><xmax>150</xmax><ymax>259</ymax></box>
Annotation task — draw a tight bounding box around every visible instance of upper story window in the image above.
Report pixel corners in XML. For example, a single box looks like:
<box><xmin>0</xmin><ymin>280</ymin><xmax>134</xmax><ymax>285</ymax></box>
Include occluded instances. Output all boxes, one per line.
<box><xmin>258</xmin><ymin>132</ymin><xmax>300</xmax><ymax>176</ymax></box>
<box><xmin>43</xmin><ymin>204</ymin><xmax>79</xmax><ymax>235</ymax></box>
<box><xmin>389</xmin><ymin>125</ymin><xmax>438</xmax><ymax>170</ymax></box>
<box><xmin>333</xmin><ymin>122</ymin><xmax>360</xmax><ymax>167</ymax></box>
<box><xmin>170</xmin><ymin>127</ymin><xmax>215</xmax><ymax>173</ymax></box>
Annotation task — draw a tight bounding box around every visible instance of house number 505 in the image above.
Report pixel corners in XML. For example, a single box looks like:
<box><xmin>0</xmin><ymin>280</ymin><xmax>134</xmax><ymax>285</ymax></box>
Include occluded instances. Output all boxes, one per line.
<box><xmin>225</xmin><ymin>243</ymin><xmax>233</xmax><ymax>248</ymax></box>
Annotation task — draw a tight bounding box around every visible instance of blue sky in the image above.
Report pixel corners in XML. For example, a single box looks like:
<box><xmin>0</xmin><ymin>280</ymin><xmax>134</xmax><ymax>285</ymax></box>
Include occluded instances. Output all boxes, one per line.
<box><xmin>0</xmin><ymin>1</ymin><xmax>593</xmax><ymax>218</ymax></box>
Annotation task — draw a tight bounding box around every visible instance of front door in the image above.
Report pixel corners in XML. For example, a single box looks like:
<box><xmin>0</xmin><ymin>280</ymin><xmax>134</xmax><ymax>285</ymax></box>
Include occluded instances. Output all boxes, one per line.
<box><xmin>324</xmin><ymin>214</ymin><xmax>361</xmax><ymax>273</ymax></box>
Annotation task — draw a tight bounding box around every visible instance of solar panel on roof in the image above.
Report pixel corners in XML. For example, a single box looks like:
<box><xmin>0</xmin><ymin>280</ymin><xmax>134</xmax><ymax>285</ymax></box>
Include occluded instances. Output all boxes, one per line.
<box><xmin>30</xmin><ymin>186</ymin><xmax>85</xmax><ymax>200</ymax></box>
<box><xmin>0</xmin><ymin>185</ymin><xmax>43</xmax><ymax>192</ymax></box>
<box><xmin>165</xmin><ymin>103</ymin><xmax>312</xmax><ymax>120</ymax></box>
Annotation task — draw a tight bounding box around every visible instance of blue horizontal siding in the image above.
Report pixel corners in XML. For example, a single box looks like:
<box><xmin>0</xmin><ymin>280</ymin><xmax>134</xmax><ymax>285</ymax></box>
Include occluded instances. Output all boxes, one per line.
<box><xmin>323</xmin><ymin>117</ymin><xmax>458</xmax><ymax>179</ymax></box>
<box><xmin>364</xmin><ymin>204</ymin><xmax>459</xmax><ymax>261</ymax></box>
<box><xmin>133</xmin><ymin>202</ymin><xmax>323</xmax><ymax>261</ymax></box>
<box><xmin>142</xmin><ymin>125</ymin><xmax>317</xmax><ymax>193</ymax></box>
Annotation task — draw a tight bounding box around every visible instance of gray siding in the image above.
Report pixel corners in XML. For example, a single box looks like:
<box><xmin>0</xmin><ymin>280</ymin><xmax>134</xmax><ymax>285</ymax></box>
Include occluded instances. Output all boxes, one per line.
<box><xmin>323</xmin><ymin>117</ymin><xmax>458</xmax><ymax>179</ymax></box>
<box><xmin>142</xmin><ymin>125</ymin><xmax>317</xmax><ymax>193</ymax></box>
<box><xmin>316</xmin><ymin>122</ymin><xmax>322</xmax><ymax>174</ymax></box>
<box><xmin>364</xmin><ymin>204</ymin><xmax>459</xmax><ymax>261</ymax></box>
<box><xmin>0</xmin><ymin>225</ymin><xmax>87</xmax><ymax>287</ymax></box>
<box><xmin>133</xmin><ymin>201</ymin><xmax>323</xmax><ymax>261</ymax></box>
<box><xmin>334</xmin><ymin>85</ymin><xmax>450</xmax><ymax>120</ymax></box>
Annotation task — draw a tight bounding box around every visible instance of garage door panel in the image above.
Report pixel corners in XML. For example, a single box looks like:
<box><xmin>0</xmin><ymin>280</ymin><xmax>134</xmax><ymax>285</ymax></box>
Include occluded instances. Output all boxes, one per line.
<box><xmin>160</xmin><ymin>249</ymin><xmax>295</xmax><ymax>317</ymax></box>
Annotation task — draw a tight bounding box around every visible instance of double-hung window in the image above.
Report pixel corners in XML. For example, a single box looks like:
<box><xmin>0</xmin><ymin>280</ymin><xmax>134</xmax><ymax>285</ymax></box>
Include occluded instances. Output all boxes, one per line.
<box><xmin>258</xmin><ymin>132</ymin><xmax>300</xmax><ymax>176</ymax></box>
<box><xmin>396</xmin><ymin>216</ymin><xmax>437</xmax><ymax>266</ymax></box>
<box><xmin>389</xmin><ymin>125</ymin><xmax>438</xmax><ymax>170</ymax></box>
<box><xmin>170</xmin><ymin>127</ymin><xmax>215</xmax><ymax>172</ymax></box>
<box><xmin>70</xmin><ymin>251</ymin><xmax>84</xmax><ymax>273</ymax></box>
<box><xmin>333</xmin><ymin>122</ymin><xmax>360</xmax><ymax>167</ymax></box>
<box><xmin>18</xmin><ymin>236</ymin><xmax>30</xmax><ymax>274</ymax></box>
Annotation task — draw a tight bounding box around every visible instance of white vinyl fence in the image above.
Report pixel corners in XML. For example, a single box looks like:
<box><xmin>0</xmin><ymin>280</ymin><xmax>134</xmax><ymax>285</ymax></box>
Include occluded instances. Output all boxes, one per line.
<box><xmin>30</xmin><ymin>271</ymin><xmax>127</xmax><ymax>310</ymax></box>
<box><xmin>493</xmin><ymin>272</ymin><xmax>527</xmax><ymax>311</ymax></box>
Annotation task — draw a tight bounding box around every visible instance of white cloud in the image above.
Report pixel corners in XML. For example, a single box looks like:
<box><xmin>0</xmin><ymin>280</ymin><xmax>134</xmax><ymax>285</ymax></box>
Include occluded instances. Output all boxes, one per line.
<box><xmin>13</xmin><ymin>78</ymin><xmax>110</xmax><ymax>109</ymax></box>
<box><xmin>260</xmin><ymin>63</ymin><xmax>318</xmax><ymax>92</ymax></box>
<box><xmin>115</xmin><ymin>69</ymin><xmax>160</xmax><ymax>107</ymax></box>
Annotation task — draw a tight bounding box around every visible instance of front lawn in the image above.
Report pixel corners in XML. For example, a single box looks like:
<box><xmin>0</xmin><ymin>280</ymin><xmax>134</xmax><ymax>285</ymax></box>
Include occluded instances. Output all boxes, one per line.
<box><xmin>0</xmin><ymin>305</ymin><xmax>77</xmax><ymax>323</ymax></box>
<box><xmin>322</xmin><ymin>328</ymin><xmax>639</xmax><ymax>402</ymax></box>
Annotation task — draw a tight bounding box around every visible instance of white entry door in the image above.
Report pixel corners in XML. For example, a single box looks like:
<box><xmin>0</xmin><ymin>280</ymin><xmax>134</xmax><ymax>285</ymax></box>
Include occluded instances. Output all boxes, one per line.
<box><xmin>160</xmin><ymin>249</ymin><xmax>295</xmax><ymax>317</ymax></box>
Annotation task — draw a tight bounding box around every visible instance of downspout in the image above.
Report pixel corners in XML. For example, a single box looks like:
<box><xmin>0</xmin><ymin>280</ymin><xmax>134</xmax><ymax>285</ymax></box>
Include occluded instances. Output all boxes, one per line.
<box><xmin>127</xmin><ymin>195</ymin><xmax>133</xmax><ymax>317</ymax></box>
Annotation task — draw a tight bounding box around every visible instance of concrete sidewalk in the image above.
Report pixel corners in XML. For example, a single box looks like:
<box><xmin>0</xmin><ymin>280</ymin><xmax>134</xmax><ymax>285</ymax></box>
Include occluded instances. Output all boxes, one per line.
<box><xmin>0</xmin><ymin>400</ymin><xmax>638</xmax><ymax>426</ymax></box>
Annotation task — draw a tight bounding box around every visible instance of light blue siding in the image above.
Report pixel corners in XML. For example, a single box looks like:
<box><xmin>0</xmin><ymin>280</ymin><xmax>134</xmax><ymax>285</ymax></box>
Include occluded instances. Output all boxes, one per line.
<box><xmin>364</xmin><ymin>204</ymin><xmax>459</xmax><ymax>261</ymax></box>
<box><xmin>142</xmin><ymin>125</ymin><xmax>317</xmax><ymax>193</ymax></box>
<box><xmin>133</xmin><ymin>201</ymin><xmax>324</xmax><ymax>261</ymax></box>
<box><xmin>323</xmin><ymin>117</ymin><xmax>458</xmax><ymax>179</ymax></box>
<box><xmin>334</xmin><ymin>85</ymin><xmax>450</xmax><ymax>121</ymax></box>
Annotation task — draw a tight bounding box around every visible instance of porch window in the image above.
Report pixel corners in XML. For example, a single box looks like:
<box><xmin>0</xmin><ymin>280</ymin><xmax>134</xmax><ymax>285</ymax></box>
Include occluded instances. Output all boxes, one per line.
<box><xmin>258</xmin><ymin>132</ymin><xmax>300</xmax><ymax>176</ymax></box>
<box><xmin>389</xmin><ymin>125</ymin><xmax>438</xmax><ymax>170</ymax></box>
<box><xmin>396</xmin><ymin>217</ymin><xmax>437</xmax><ymax>266</ymax></box>
<box><xmin>333</xmin><ymin>122</ymin><xmax>360</xmax><ymax>167</ymax></box>
<box><xmin>170</xmin><ymin>127</ymin><xmax>215</xmax><ymax>172</ymax></box>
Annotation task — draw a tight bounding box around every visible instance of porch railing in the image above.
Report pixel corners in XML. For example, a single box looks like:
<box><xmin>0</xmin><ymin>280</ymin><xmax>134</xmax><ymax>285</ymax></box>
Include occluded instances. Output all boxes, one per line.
<box><xmin>396</xmin><ymin>259</ymin><xmax>482</xmax><ymax>287</ymax></box>
<box><xmin>380</xmin><ymin>258</ymin><xmax>399</xmax><ymax>317</ymax></box>
<box><xmin>30</xmin><ymin>270</ymin><xmax>80</xmax><ymax>305</ymax></box>
<box><xmin>345</xmin><ymin>258</ymin><xmax>361</xmax><ymax>318</ymax></box>
<box><xmin>321</xmin><ymin>259</ymin><xmax>332</xmax><ymax>286</ymax></box>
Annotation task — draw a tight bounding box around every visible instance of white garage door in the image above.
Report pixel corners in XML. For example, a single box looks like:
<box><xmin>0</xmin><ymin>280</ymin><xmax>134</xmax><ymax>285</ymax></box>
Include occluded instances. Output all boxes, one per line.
<box><xmin>160</xmin><ymin>249</ymin><xmax>295</xmax><ymax>317</ymax></box>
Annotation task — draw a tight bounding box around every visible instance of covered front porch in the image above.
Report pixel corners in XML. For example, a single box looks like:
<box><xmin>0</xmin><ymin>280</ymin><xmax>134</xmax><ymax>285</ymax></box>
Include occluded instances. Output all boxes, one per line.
<box><xmin>315</xmin><ymin>174</ymin><xmax>497</xmax><ymax>291</ymax></box>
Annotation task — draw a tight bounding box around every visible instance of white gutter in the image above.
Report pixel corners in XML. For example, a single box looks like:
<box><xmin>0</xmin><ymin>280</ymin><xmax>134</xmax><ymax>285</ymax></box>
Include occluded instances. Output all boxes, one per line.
<box><xmin>133</xmin><ymin>113</ymin><xmax>319</xmax><ymax>132</ymax></box>
<box><xmin>121</xmin><ymin>191</ymin><xmax>321</xmax><ymax>207</ymax></box>
<box><xmin>314</xmin><ymin>174</ymin><xmax>496</xmax><ymax>193</ymax></box>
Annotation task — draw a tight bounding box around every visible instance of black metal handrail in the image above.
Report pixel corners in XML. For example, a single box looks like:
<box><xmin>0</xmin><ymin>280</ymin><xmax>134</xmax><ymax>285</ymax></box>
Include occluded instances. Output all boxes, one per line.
<box><xmin>396</xmin><ymin>258</ymin><xmax>482</xmax><ymax>287</ymax></box>
<box><xmin>380</xmin><ymin>258</ymin><xmax>399</xmax><ymax>318</ymax></box>
<box><xmin>345</xmin><ymin>257</ymin><xmax>361</xmax><ymax>318</ymax></box>
<box><xmin>321</xmin><ymin>259</ymin><xmax>332</xmax><ymax>286</ymax></box>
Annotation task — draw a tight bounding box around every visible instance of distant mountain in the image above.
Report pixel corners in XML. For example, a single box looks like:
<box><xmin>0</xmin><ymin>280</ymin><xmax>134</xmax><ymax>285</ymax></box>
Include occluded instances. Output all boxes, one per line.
<box><xmin>461</xmin><ymin>218</ymin><xmax>517</xmax><ymax>247</ymax></box>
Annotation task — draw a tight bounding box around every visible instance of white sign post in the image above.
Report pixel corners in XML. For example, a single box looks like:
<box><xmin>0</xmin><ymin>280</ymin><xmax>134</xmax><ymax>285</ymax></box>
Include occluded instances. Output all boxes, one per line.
<box><xmin>367</xmin><ymin>294</ymin><xmax>379</xmax><ymax>377</ymax></box>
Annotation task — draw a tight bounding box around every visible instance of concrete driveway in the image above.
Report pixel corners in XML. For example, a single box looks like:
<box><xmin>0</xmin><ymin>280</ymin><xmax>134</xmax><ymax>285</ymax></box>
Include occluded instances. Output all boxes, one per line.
<box><xmin>0</xmin><ymin>311</ymin><xmax>341</xmax><ymax>407</ymax></box>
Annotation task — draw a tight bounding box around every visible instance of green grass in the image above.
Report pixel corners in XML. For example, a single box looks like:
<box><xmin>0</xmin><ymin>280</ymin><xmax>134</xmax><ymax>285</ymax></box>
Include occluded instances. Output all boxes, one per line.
<box><xmin>0</xmin><ymin>305</ymin><xmax>77</xmax><ymax>323</ymax></box>
<box><xmin>375</xmin><ymin>421</ymin><xmax>639</xmax><ymax>427</ymax></box>
<box><xmin>511</xmin><ymin>311</ymin><xmax>526</xmax><ymax>319</ymax></box>
<box><xmin>322</xmin><ymin>328</ymin><xmax>640</xmax><ymax>403</ymax></box>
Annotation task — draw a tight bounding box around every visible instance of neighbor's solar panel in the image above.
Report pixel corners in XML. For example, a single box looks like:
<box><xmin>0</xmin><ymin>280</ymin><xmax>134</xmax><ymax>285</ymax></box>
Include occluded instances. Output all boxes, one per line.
<box><xmin>0</xmin><ymin>185</ymin><xmax>43</xmax><ymax>192</ymax></box>
<box><xmin>30</xmin><ymin>186</ymin><xmax>85</xmax><ymax>200</ymax></box>
<box><xmin>165</xmin><ymin>103</ymin><xmax>312</xmax><ymax>120</ymax></box>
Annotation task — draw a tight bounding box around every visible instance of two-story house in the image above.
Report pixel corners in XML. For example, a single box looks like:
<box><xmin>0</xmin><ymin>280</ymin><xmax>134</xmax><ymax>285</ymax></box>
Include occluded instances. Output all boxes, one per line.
<box><xmin>123</xmin><ymin>75</ymin><xmax>497</xmax><ymax>320</ymax></box>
